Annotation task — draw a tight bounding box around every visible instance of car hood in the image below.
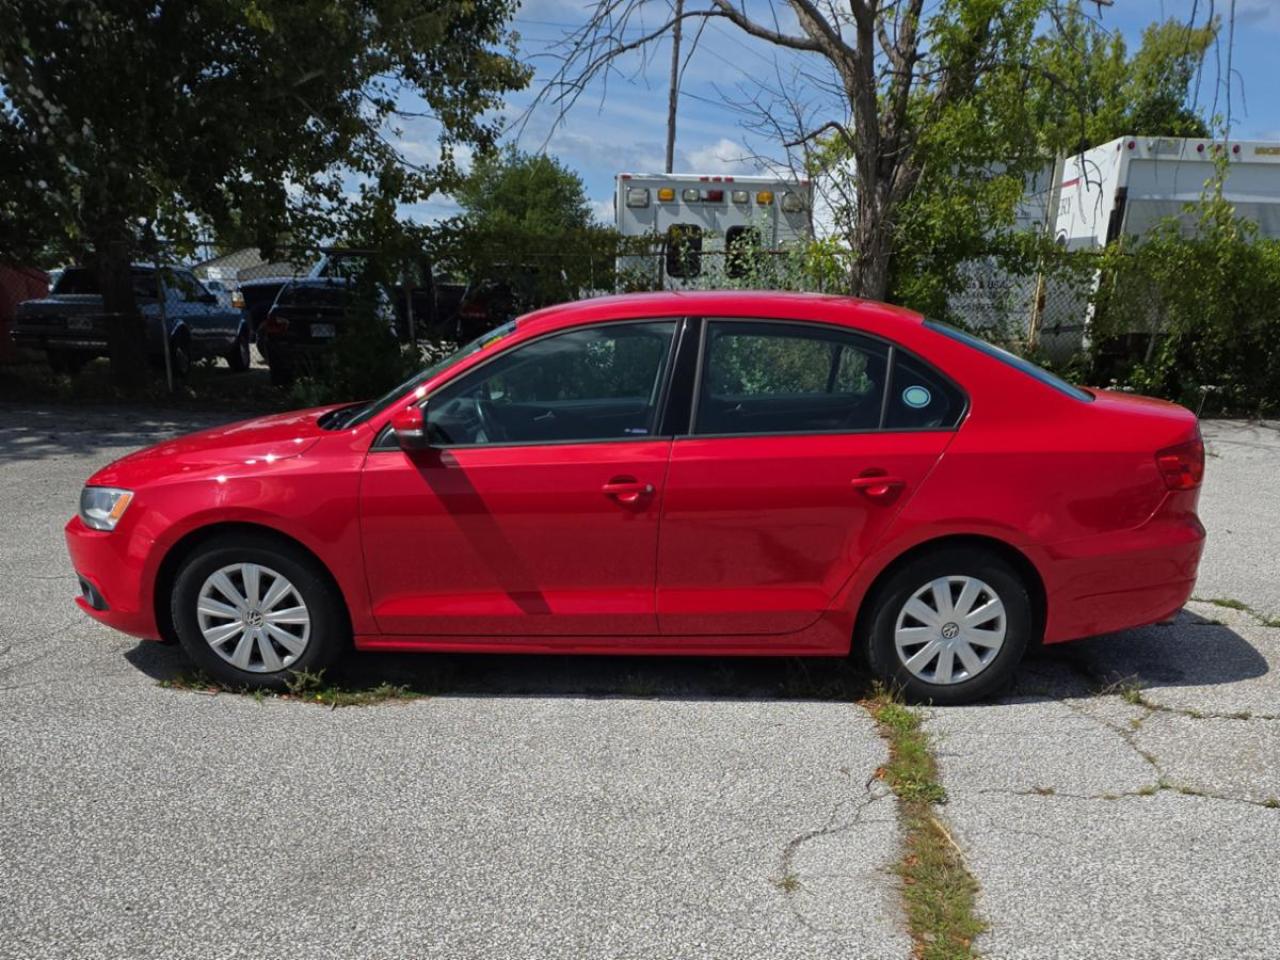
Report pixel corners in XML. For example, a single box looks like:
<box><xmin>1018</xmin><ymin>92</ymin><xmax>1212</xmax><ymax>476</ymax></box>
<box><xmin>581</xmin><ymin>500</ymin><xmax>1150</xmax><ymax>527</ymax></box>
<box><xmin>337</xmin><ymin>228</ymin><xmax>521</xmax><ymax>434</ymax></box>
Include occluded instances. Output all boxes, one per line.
<box><xmin>88</xmin><ymin>405</ymin><xmax>345</xmax><ymax>487</ymax></box>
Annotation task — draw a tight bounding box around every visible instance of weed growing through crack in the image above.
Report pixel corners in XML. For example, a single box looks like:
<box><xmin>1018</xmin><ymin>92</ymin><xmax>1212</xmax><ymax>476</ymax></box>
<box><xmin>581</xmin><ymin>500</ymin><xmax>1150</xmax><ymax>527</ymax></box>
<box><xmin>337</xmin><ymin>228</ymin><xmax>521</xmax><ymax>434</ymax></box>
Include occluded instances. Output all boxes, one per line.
<box><xmin>865</xmin><ymin>690</ymin><xmax>984</xmax><ymax>960</ymax></box>
<box><xmin>160</xmin><ymin>668</ymin><xmax>429</xmax><ymax>708</ymax></box>
<box><xmin>772</xmin><ymin>873</ymin><xmax>801</xmax><ymax>894</ymax></box>
<box><xmin>1195</xmin><ymin>596</ymin><xmax>1280</xmax><ymax>628</ymax></box>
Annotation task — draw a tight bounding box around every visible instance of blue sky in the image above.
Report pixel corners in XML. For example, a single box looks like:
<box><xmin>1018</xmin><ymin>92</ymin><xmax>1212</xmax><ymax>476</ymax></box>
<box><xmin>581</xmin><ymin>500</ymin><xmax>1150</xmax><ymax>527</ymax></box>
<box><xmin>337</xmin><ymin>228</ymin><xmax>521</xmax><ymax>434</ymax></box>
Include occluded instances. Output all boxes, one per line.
<box><xmin>396</xmin><ymin>0</ymin><xmax>1280</xmax><ymax>224</ymax></box>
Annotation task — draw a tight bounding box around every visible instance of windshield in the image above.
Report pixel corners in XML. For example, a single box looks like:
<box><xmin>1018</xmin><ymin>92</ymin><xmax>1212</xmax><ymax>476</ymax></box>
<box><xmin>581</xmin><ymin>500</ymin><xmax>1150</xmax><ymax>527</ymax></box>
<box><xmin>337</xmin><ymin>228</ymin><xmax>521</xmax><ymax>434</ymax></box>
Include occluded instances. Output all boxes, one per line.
<box><xmin>925</xmin><ymin>320</ymin><xmax>1093</xmax><ymax>402</ymax></box>
<box><xmin>330</xmin><ymin>321</ymin><xmax>519</xmax><ymax>430</ymax></box>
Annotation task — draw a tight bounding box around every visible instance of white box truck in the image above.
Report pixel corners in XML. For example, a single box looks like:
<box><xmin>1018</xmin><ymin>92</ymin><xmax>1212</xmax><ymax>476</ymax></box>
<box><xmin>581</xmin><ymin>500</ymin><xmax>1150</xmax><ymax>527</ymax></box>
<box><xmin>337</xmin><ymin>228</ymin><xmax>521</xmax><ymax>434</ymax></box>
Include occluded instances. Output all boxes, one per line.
<box><xmin>1035</xmin><ymin>135</ymin><xmax>1280</xmax><ymax>357</ymax></box>
<box><xmin>613</xmin><ymin>173</ymin><xmax>813</xmax><ymax>289</ymax></box>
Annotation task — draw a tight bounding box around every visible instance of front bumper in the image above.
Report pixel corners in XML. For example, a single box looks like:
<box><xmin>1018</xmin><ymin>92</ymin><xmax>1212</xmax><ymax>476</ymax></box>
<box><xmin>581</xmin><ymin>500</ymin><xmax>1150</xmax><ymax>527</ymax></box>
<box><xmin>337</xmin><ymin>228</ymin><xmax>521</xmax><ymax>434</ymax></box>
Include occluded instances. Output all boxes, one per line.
<box><xmin>65</xmin><ymin>516</ymin><xmax>161</xmax><ymax>640</ymax></box>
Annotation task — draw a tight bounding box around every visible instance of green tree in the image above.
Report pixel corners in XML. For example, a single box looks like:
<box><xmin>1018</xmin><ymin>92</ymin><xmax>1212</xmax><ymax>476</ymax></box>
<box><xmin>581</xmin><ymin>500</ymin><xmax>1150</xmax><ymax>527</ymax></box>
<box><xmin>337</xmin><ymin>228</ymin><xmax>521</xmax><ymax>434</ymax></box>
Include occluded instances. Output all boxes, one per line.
<box><xmin>440</xmin><ymin>146</ymin><xmax>617</xmax><ymax>306</ymax></box>
<box><xmin>0</xmin><ymin>0</ymin><xmax>528</xmax><ymax>388</ymax></box>
<box><xmin>885</xmin><ymin>6</ymin><xmax>1217</xmax><ymax>317</ymax></box>
<box><xmin>1031</xmin><ymin>7</ymin><xmax>1216</xmax><ymax>154</ymax></box>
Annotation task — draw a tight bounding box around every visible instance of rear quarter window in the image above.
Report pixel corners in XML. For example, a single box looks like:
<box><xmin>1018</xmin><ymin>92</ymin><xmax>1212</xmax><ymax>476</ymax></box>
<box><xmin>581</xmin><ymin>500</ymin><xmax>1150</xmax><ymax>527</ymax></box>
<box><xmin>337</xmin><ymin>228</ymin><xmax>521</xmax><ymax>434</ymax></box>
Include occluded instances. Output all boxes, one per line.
<box><xmin>884</xmin><ymin>352</ymin><xmax>966</xmax><ymax>429</ymax></box>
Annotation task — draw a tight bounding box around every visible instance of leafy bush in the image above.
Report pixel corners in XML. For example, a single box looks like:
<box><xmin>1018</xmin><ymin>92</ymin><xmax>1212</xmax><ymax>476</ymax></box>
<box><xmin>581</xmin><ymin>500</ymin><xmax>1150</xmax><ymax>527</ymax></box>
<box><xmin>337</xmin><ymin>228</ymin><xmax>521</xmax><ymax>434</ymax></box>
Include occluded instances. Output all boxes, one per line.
<box><xmin>1091</xmin><ymin>185</ymin><xmax>1280</xmax><ymax>415</ymax></box>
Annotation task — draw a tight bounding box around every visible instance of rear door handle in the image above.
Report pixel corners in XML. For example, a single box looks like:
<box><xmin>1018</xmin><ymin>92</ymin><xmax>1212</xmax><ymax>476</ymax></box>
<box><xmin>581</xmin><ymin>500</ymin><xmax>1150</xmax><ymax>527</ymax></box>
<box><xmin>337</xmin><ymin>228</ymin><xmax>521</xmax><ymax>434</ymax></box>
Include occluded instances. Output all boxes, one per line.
<box><xmin>602</xmin><ymin>477</ymin><xmax>655</xmax><ymax>504</ymax></box>
<box><xmin>851</xmin><ymin>473</ymin><xmax>906</xmax><ymax>502</ymax></box>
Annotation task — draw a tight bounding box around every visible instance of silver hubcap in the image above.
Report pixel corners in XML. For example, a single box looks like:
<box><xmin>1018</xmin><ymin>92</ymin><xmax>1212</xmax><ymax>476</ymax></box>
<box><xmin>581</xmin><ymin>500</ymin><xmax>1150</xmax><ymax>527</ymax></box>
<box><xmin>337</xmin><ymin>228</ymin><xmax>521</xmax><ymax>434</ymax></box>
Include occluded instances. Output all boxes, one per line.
<box><xmin>894</xmin><ymin>576</ymin><xmax>1007</xmax><ymax>685</ymax></box>
<box><xmin>196</xmin><ymin>563</ymin><xmax>310</xmax><ymax>673</ymax></box>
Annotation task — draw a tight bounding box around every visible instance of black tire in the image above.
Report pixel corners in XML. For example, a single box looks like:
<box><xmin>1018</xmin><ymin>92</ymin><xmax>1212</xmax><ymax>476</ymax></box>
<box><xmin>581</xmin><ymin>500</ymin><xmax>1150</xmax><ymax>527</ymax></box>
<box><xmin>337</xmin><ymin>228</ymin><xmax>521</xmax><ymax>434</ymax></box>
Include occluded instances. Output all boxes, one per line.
<box><xmin>47</xmin><ymin>350</ymin><xmax>86</xmax><ymax>375</ymax></box>
<box><xmin>226</xmin><ymin>331</ymin><xmax>251</xmax><ymax>372</ymax></box>
<box><xmin>170</xmin><ymin>335</ymin><xmax>191</xmax><ymax>379</ymax></box>
<box><xmin>170</xmin><ymin>533</ymin><xmax>349</xmax><ymax>690</ymax></box>
<box><xmin>861</xmin><ymin>546</ymin><xmax>1032</xmax><ymax>705</ymax></box>
<box><xmin>265</xmin><ymin>340</ymin><xmax>294</xmax><ymax>386</ymax></box>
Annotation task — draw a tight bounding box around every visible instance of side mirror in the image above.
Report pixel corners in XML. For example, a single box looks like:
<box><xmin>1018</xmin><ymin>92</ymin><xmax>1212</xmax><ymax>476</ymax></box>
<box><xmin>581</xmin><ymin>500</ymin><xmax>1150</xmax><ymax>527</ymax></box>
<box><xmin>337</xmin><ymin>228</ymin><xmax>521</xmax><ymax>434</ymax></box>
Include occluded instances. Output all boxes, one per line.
<box><xmin>390</xmin><ymin>404</ymin><xmax>429</xmax><ymax>451</ymax></box>
<box><xmin>199</xmin><ymin>292</ymin><xmax>217</xmax><ymax>305</ymax></box>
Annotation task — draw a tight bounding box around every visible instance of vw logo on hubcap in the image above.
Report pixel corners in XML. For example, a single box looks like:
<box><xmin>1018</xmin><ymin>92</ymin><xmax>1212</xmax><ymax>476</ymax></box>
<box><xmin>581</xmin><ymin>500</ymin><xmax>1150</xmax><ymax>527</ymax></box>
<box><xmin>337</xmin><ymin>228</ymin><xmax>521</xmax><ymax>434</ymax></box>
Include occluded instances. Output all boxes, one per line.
<box><xmin>246</xmin><ymin>609</ymin><xmax>264</xmax><ymax>627</ymax></box>
<box><xmin>941</xmin><ymin>621</ymin><xmax>960</xmax><ymax>639</ymax></box>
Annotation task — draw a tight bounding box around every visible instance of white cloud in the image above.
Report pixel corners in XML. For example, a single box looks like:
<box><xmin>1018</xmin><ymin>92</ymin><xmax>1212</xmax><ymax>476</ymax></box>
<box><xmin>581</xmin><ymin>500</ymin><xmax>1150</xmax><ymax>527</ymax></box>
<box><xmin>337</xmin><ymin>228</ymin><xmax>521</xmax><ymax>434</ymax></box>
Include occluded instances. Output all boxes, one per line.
<box><xmin>589</xmin><ymin>197</ymin><xmax>614</xmax><ymax>223</ymax></box>
<box><xmin>684</xmin><ymin>137</ymin><xmax>765</xmax><ymax>174</ymax></box>
<box><xmin>1237</xmin><ymin>0</ymin><xmax>1280</xmax><ymax>29</ymax></box>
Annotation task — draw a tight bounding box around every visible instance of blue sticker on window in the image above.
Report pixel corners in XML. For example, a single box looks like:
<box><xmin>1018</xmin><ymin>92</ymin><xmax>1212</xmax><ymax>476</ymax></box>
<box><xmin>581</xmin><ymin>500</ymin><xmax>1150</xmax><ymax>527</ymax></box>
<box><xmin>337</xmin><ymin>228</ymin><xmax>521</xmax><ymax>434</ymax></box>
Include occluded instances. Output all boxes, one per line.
<box><xmin>902</xmin><ymin>385</ymin><xmax>932</xmax><ymax>409</ymax></box>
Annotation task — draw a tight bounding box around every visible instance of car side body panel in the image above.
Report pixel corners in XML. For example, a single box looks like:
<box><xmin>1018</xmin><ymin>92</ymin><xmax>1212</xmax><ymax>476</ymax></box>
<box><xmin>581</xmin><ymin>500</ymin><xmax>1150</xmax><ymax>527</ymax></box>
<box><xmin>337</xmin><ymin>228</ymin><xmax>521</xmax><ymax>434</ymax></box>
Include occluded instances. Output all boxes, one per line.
<box><xmin>62</xmin><ymin>290</ymin><xmax>1205</xmax><ymax>663</ymax></box>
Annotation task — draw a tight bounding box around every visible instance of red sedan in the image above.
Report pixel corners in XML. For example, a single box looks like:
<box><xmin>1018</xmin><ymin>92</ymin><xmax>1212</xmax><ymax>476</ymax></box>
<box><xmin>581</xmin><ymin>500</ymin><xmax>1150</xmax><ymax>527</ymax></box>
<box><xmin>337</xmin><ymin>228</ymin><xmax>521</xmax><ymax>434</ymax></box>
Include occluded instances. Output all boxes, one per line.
<box><xmin>66</xmin><ymin>292</ymin><xmax>1205</xmax><ymax>704</ymax></box>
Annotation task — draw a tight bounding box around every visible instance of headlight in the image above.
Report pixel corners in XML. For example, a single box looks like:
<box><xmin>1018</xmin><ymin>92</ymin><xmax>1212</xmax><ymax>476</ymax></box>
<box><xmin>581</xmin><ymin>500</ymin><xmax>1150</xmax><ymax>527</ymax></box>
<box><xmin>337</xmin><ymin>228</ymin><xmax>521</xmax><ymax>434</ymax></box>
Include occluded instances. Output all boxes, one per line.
<box><xmin>79</xmin><ymin>486</ymin><xmax>134</xmax><ymax>531</ymax></box>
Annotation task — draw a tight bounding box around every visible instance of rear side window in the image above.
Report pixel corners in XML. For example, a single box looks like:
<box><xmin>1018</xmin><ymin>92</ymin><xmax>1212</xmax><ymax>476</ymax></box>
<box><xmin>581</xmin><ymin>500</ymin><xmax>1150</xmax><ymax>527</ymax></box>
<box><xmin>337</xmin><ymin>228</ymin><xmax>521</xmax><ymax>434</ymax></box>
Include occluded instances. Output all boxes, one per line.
<box><xmin>884</xmin><ymin>352</ymin><xmax>966</xmax><ymax>429</ymax></box>
<box><xmin>926</xmin><ymin>320</ymin><xmax>1093</xmax><ymax>402</ymax></box>
<box><xmin>665</xmin><ymin>224</ymin><xmax>703</xmax><ymax>278</ymax></box>
<box><xmin>695</xmin><ymin>321</ymin><xmax>888</xmax><ymax>435</ymax></box>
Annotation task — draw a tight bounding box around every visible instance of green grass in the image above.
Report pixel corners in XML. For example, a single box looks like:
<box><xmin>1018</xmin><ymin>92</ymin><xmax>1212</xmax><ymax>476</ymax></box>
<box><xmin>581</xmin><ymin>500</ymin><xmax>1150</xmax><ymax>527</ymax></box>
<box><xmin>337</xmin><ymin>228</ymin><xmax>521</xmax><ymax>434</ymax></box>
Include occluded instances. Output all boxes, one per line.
<box><xmin>865</xmin><ymin>692</ymin><xmax>985</xmax><ymax>960</ymax></box>
<box><xmin>159</xmin><ymin>667</ymin><xmax>430</xmax><ymax>708</ymax></box>
<box><xmin>1205</xmin><ymin>597</ymin><xmax>1248</xmax><ymax>611</ymax></box>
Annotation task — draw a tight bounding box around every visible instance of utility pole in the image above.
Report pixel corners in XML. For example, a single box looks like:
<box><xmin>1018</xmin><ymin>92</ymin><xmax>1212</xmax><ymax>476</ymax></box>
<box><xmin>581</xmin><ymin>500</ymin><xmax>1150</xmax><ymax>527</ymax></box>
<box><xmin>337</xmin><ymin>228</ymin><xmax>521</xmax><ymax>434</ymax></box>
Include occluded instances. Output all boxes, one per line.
<box><xmin>664</xmin><ymin>0</ymin><xmax>683</xmax><ymax>173</ymax></box>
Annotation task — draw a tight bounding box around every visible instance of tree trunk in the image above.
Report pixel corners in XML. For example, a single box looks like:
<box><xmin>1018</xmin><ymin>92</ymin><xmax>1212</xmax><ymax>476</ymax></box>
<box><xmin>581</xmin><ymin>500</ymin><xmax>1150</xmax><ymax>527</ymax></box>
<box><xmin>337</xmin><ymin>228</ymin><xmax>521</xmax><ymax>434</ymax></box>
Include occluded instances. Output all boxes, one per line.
<box><xmin>94</xmin><ymin>238</ymin><xmax>149</xmax><ymax>390</ymax></box>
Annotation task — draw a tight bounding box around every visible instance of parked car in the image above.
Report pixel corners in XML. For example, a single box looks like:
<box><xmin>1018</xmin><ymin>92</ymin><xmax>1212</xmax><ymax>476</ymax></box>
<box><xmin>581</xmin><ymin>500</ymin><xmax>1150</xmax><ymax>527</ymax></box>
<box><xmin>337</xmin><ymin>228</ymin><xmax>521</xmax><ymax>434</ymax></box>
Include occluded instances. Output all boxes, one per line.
<box><xmin>240</xmin><ymin>249</ymin><xmax>436</xmax><ymax>338</ymax></box>
<box><xmin>64</xmin><ymin>291</ymin><xmax>1205</xmax><ymax>703</ymax></box>
<box><xmin>11</xmin><ymin>265</ymin><xmax>250</xmax><ymax>375</ymax></box>
<box><xmin>258</xmin><ymin>273</ymin><xmax>398</xmax><ymax>385</ymax></box>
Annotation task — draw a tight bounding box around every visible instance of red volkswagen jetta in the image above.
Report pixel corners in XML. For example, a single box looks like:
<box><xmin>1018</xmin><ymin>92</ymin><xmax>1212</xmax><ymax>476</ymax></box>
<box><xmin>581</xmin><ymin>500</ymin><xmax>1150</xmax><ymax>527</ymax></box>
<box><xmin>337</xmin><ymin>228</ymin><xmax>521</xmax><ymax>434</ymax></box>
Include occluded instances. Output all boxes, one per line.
<box><xmin>66</xmin><ymin>292</ymin><xmax>1205</xmax><ymax>704</ymax></box>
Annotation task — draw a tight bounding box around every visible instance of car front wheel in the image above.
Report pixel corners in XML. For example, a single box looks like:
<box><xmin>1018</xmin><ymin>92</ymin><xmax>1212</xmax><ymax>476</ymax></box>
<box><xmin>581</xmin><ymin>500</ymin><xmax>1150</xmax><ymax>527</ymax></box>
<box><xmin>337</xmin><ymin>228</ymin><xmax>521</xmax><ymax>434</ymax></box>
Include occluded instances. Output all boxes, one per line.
<box><xmin>862</xmin><ymin>546</ymin><xmax>1032</xmax><ymax>705</ymax></box>
<box><xmin>170</xmin><ymin>534</ymin><xmax>347</xmax><ymax>689</ymax></box>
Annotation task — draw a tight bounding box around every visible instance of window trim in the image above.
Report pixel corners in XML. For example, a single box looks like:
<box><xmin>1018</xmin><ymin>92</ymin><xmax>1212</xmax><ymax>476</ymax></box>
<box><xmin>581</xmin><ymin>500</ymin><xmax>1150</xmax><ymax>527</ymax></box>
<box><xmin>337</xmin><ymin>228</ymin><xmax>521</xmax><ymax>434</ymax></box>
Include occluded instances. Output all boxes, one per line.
<box><xmin>372</xmin><ymin>317</ymin><xmax>686</xmax><ymax>452</ymax></box>
<box><xmin>685</xmin><ymin>317</ymin><xmax>969</xmax><ymax>440</ymax></box>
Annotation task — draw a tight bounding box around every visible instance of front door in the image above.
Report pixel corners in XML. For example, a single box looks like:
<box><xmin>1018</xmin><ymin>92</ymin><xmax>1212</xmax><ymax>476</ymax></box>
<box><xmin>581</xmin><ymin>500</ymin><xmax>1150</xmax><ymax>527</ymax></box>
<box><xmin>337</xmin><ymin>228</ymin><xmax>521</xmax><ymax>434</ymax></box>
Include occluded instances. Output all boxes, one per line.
<box><xmin>656</xmin><ymin>319</ymin><xmax>963</xmax><ymax>637</ymax></box>
<box><xmin>360</xmin><ymin>319</ymin><xmax>679</xmax><ymax>637</ymax></box>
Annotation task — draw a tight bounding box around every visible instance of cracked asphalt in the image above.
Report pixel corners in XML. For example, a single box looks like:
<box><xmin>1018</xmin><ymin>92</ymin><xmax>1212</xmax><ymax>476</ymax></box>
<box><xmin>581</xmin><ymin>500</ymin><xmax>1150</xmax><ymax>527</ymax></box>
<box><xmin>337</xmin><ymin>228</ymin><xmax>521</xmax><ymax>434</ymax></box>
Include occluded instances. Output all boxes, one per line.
<box><xmin>2</xmin><ymin>406</ymin><xmax>1277</xmax><ymax>959</ymax></box>
<box><xmin>926</xmin><ymin>420</ymin><xmax>1280</xmax><ymax>960</ymax></box>
<box><xmin>0</xmin><ymin>405</ymin><xmax>907</xmax><ymax>959</ymax></box>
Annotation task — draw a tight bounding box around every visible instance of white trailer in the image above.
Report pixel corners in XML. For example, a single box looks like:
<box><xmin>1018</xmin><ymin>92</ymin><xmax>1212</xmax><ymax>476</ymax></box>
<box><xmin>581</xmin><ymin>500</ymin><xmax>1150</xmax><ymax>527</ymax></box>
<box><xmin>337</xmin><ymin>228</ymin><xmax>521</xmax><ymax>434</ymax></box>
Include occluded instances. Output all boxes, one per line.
<box><xmin>613</xmin><ymin>172</ymin><xmax>813</xmax><ymax>288</ymax></box>
<box><xmin>1056</xmin><ymin>135</ymin><xmax>1280</xmax><ymax>250</ymax></box>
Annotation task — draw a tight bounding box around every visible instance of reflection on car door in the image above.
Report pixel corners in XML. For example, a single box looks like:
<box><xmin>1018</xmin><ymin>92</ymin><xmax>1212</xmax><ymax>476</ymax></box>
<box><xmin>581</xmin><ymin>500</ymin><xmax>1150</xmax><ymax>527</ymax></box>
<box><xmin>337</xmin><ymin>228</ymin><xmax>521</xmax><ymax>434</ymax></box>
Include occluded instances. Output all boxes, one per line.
<box><xmin>359</xmin><ymin>320</ymin><xmax>680</xmax><ymax>637</ymax></box>
<box><xmin>656</xmin><ymin>319</ymin><xmax>961</xmax><ymax>637</ymax></box>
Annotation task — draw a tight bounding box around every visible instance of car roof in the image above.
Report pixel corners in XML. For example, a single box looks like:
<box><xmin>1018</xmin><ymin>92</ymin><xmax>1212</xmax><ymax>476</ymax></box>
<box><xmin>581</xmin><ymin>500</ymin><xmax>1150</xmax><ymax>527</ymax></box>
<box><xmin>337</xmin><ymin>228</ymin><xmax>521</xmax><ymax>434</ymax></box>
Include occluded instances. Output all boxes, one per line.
<box><xmin>515</xmin><ymin>291</ymin><xmax>924</xmax><ymax>338</ymax></box>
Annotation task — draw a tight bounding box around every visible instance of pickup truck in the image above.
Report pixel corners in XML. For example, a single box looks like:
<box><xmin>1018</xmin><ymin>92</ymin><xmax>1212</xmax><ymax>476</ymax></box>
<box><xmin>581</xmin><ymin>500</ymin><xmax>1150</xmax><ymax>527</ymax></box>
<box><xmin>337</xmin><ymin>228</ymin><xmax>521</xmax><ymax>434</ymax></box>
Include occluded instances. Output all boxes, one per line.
<box><xmin>11</xmin><ymin>265</ymin><xmax>250</xmax><ymax>375</ymax></box>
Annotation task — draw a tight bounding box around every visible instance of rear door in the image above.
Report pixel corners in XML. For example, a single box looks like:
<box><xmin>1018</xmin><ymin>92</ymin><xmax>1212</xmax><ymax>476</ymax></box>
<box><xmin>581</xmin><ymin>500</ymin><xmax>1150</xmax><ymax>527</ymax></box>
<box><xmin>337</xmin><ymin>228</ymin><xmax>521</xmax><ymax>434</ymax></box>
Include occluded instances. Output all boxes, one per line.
<box><xmin>656</xmin><ymin>319</ymin><xmax>964</xmax><ymax>637</ymax></box>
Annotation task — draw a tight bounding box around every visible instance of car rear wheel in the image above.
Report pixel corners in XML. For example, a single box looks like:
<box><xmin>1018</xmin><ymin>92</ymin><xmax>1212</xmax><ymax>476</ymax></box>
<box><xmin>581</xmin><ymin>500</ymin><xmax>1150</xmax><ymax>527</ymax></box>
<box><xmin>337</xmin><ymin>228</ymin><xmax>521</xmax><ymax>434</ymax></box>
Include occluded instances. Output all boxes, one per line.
<box><xmin>170</xmin><ymin>534</ymin><xmax>347</xmax><ymax>689</ymax></box>
<box><xmin>264</xmin><ymin>339</ymin><xmax>294</xmax><ymax>386</ymax></box>
<box><xmin>226</xmin><ymin>331</ymin><xmax>251</xmax><ymax>372</ymax></box>
<box><xmin>862</xmin><ymin>546</ymin><xmax>1031</xmax><ymax>705</ymax></box>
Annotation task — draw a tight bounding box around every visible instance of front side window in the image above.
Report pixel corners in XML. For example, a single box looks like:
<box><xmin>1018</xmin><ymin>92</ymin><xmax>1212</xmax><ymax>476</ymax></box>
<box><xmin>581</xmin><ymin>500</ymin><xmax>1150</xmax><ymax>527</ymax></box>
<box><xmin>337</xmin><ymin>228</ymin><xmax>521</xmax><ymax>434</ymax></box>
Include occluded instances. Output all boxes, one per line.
<box><xmin>695</xmin><ymin>321</ymin><xmax>888</xmax><ymax>435</ymax></box>
<box><xmin>427</xmin><ymin>321</ymin><xmax>677</xmax><ymax>446</ymax></box>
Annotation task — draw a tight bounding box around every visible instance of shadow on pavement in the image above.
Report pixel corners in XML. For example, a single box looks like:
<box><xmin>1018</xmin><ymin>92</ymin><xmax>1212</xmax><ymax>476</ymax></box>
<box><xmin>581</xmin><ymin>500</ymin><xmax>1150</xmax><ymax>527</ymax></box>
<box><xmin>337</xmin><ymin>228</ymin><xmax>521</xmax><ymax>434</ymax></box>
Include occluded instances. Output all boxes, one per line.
<box><xmin>0</xmin><ymin>404</ymin><xmax>237</xmax><ymax>463</ymax></box>
<box><xmin>123</xmin><ymin>607</ymin><xmax>1271</xmax><ymax>706</ymax></box>
<box><xmin>1018</xmin><ymin>608</ymin><xmax>1270</xmax><ymax>698</ymax></box>
<box><xmin>124</xmin><ymin>639</ymin><xmax>873</xmax><ymax>702</ymax></box>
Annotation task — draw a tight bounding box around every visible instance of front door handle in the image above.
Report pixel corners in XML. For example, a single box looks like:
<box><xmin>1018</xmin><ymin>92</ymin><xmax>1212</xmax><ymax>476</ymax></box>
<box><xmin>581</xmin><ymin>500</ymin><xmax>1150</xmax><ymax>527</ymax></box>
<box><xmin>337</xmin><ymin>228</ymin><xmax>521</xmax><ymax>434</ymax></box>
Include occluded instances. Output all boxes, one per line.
<box><xmin>602</xmin><ymin>477</ymin><xmax>655</xmax><ymax>504</ymax></box>
<box><xmin>851</xmin><ymin>472</ymin><xmax>906</xmax><ymax>502</ymax></box>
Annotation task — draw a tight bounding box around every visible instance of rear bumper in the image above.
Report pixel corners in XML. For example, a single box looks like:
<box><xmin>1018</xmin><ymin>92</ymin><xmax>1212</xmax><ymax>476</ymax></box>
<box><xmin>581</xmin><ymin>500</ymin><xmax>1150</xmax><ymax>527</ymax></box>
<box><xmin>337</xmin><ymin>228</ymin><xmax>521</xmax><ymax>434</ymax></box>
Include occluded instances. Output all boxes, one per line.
<box><xmin>11</xmin><ymin>332</ymin><xmax>108</xmax><ymax>353</ymax></box>
<box><xmin>1042</xmin><ymin>507</ymin><xmax>1205</xmax><ymax>643</ymax></box>
<box><xmin>64</xmin><ymin>516</ymin><xmax>160</xmax><ymax>640</ymax></box>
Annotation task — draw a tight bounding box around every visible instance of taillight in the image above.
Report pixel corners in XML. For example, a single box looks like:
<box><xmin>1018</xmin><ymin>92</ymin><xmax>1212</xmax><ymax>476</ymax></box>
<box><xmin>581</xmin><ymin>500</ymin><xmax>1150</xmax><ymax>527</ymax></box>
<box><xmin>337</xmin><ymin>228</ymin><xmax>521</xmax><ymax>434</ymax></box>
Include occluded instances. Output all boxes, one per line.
<box><xmin>263</xmin><ymin>310</ymin><xmax>288</xmax><ymax>335</ymax></box>
<box><xmin>1155</xmin><ymin>437</ymin><xmax>1204</xmax><ymax>490</ymax></box>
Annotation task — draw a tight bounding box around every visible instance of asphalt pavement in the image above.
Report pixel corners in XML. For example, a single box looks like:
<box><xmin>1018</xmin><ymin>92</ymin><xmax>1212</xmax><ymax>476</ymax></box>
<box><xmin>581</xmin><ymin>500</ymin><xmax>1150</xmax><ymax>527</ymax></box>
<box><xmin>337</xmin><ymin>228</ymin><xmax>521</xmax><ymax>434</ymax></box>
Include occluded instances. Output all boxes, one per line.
<box><xmin>1</xmin><ymin>406</ymin><xmax>1277</xmax><ymax>959</ymax></box>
